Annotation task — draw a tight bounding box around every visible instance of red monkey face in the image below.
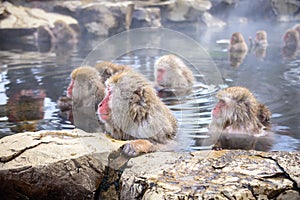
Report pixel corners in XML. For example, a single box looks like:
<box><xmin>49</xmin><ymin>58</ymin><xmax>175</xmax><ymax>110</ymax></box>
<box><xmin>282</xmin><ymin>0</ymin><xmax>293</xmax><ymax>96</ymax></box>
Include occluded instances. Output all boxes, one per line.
<box><xmin>67</xmin><ymin>79</ymin><xmax>75</xmax><ymax>97</ymax></box>
<box><xmin>97</xmin><ymin>87</ymin><xmax>112</xmax><ymax>122</ymax></box>
<box><xmin>212</xmin><ymin>100</ymin><xmax>226</xmax><ymax>119</ymax></box>
<box><xmin>156</xmin><ymin>68</ymin><xmax>165</xmax><ymax>85</ymax></box>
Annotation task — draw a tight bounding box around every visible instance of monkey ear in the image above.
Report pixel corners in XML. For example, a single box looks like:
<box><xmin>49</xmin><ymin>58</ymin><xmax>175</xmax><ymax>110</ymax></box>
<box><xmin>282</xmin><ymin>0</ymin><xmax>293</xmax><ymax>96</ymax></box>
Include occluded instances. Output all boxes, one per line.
<box><xmin>129</xmin><ymin>87</ymin><xmax>150</xmax><ymax>123</ymax></box>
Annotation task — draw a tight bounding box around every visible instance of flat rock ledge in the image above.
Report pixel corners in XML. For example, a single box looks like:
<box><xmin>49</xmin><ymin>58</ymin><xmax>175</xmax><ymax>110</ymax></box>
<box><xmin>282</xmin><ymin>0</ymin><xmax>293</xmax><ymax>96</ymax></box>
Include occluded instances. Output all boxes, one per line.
<box><xmin>0</xmin><ymin>130</ymin><xmax>299</xmax><ymax>200</ymax></box>
<box><xmin>0</xmin><ymin>2</ymin><xmax>78</xmax><ymax>41</ymax></box>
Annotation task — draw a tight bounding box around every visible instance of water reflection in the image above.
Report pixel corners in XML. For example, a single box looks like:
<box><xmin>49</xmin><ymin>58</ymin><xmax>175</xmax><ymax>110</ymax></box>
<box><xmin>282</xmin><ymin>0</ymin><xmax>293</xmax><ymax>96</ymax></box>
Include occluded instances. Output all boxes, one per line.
<box><xmin>0</xmin><ymin>22</ymin><xmax>299</xmax><ymax>151</ymax></box>
<box><xmin>229</xmin><ymin>51</ymin><xmax>247</xmax><ymax>68</ymax></box>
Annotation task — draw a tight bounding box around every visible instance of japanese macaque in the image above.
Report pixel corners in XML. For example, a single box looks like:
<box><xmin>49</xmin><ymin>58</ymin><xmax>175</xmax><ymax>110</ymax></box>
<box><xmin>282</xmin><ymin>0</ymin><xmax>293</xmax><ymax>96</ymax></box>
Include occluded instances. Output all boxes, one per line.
<box><xmin>52</xmin><ymin>20</ymin><xmax>79</xmax><ymax>44</ymax></box>
<box><xmin>283</xmin><ymin>29</ymin><xmax>299</xmax><ymax>47</ymax></box>
<box><xmin>36</xmin><ymin>20</ymin><xmax>79</xmax><ymax>45</ymax></box>
<box><xmin>207</xmin><ymin>86</ymin><xmax>273</xmax><ymax>151</ymax></box>
<box><xmin>94</xmin><ymin>61</ymin><xmax>131</xmax><ymax>84</ymax></box>
<box><xmin>154</xmin><ymin>54</ymin><xmax>195</xmax><ymax>95</ymax></box>
<box><xmin>97</xmin><ymin>70</ymin><xmax>178</xmax><ymax>156</ymax></box>
<box><xmin>65</xmin><ymin>66</ymin><xmax>105</xmax><ymax>108</ymax></box>
<box><xmin>252</xmin><ymin>30</ymin><xmax>268</xmax><ymax>48</ymax></box>
<box><xmin>58</xmin><ymin>66</ymin><xmax>105</xmax><ymax>132</ymax></box>
<box><xmin>249</xmin><ymin>30</ymin><xmax>268</xmax><ymax>59</ymax></box>
<box><xmin>282</xmin><ymin>29</ymin><xmax>299</xmax><ymax>59</ymax></box>
<box><xmin>36</xmin><ymin>25</ymin><xmax>56</xmax><ymax>44</ymax></box>
<box><xmin>293</xmin><ymin>23</ymin><xmax>300</xmax><ymax>38</ymax></box>
<box><xmin>229</xmin><ymin>51</ymin><xmax>247</xmax><ymax>68</ymax></box>
<box><xmin>57</xmin><ymin>96</ymin><xmax>72</xmax><ymax>112</ymax></box>
<box><xmin>229</xmin><ymin>32</ymin><xmax>248</xmax><ymax>52</ymax></box>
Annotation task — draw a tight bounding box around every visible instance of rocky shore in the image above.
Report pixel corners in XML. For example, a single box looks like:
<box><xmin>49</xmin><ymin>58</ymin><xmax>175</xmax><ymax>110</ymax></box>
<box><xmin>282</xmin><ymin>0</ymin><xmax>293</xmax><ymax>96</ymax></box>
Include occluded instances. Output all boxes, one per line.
<box><xmin>0</xmin><ymin>129</ymin><xmax>299</xmax><ymax>199</ymax></box>
<box><xmin>1</xmin><ymin>0</ymin><xmax>299</xmax><ymax>41</ymax></box>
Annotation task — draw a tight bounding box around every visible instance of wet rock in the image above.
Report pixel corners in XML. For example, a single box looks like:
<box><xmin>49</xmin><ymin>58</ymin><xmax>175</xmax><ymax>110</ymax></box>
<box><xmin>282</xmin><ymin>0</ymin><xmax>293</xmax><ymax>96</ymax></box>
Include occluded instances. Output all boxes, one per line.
<box><xmin>58</xmin><ymin>1</ymin><xmax>135</xmax><ymax>36</ymax></box>
<box><xmin>0</xmin><ymin>129</ymin><xmax>126</xmax><ymax>200</ymax></box>
<box><xmin>166</xmin><ymin>0</ymin><xmax>212</xmax><ymax>22</ymax></box>
<box><xmin>210</xmin><ymin>0</ymin><xmax>275</xmax><ymax>21</ymax></box>
<box><xmin>121</xmin><ymin>150</ymin><xmax>300</xmax><ymax>199</ymax></box>
<box><xmin>131</xmin><ymin>7</ymin><xmax>162</xmax><ymax>28</ymax></box>
<box><xmin>271</xmin><ymin>0</ymin><xmax>300</xmax><ymax>21</ymax></box>
<box><xmin>0</xmin><ymin>2</ymin><xmax>78</xmax><ymax>41</ymax></box>
<box><xmin>201</xmin><ymin>11</ymin><xmax>226</xmax><ymax>27</ymax></box>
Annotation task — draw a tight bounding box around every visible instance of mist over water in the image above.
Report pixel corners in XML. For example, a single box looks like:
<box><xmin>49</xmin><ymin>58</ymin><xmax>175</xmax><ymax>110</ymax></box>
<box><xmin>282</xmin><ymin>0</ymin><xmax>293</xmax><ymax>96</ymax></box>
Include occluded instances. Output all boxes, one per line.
<box><xmin>0</xmin><ymin>20</ymin><xmax>299</xmax><ymax>151</ymax></box>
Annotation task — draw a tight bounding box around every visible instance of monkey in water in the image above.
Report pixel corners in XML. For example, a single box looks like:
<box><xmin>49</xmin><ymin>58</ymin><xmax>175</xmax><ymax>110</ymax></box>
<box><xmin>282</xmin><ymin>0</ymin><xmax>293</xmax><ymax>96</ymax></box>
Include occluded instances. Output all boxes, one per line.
<box><xmin>57</xmin><ymin>66</ymin><xmax>105</xmax><ymax>132</ymax></box>
<box><xmin>250</xmin><ymin>30</ymin><xmax>268</xmax><ymax>48</ymax></box>
<box><xmin>229</xmin><ymin>32</ymin><xmax>248</xmax><ymax>52</ymax></box>
<box><xmin>154</xmin><ymin>54</ymin><xmax>195</xmax><ymax>90</ymax></box>
<box><xmin>282</xmin><ymin>29</ymin><xmax>299</xmax><ymax>59</ymax></box>
<box><xmin>207</xmin><ymin>86</ymin><xmax>273</xmax><ymax>151</ymax></box>
<box><xmin>52</xmin><ymin>20</ymin><xmax>79</xmax><ymax>44</ymax></box>
<box><xmin>58</xmin><ymin>66</ymin><xmax>105</xmax><ymax>110</ymax></box>
<box><xmin>97</xmin><ymin>70</ymin><xmax>178</xmax><ymax>156</ymax></box>
<box><xmin>293</xmin><ymin>23</ymin><xmax>300</xmax><ymax>39</ymax></box>
<box><xmin>94</xmin><ymin>61</ymin><xmax>131</xmax><ymax>84</ymax></box>
<box><xmin>249</xmin><ymin>30</ymin><xmax>268</xmax><ymax>59</ymax></box>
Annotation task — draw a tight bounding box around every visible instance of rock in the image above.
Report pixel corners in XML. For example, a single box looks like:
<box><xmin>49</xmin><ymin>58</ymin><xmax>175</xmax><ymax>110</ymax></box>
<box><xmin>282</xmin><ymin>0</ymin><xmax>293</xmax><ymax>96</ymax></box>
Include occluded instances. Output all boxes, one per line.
<box><xmin>166</xmin><ymin>0</ymin><xmax>212</xmax><ymax>22</ymax></box>
<box><xmin>131</xmin><ymin>7</ymin><xmax>162</xmax><ymax>28</ymax></box>
<box><xmin>201</xmin><ymin>12</ymin><xmax>226</xmax><ymax>27</ymax></box>
<box><xmin>0</xmin><ymin>129</ymin><xmax>126</xmax><ymax>200</ymax></box>
<box><xmin>210</xmin><ymin>0</ymin><xmax>275</xmax><ymax>21</ymax></box>
<box><xmin>75</xmin><ymin>1</ymin><xmax>134</xmax><ymax>36</ymax></box>
<box><xmin>121</xmin><ymin>150</ymin><xmax>300</xmax><ymax>199</ymax></box>
<box><xmin>1</xmin><ymin>130</ymin><xmax>299</xmax><ymax>199</ymax></box>
<box><xmin>271</xmin><ymin>0</ymin><xmax>300</xmax><ymax>21</ymax></box>
<box><xmin>0</xmin><ymin>2</ymin><xmax>79</xmax><ymax>41</ymax></box>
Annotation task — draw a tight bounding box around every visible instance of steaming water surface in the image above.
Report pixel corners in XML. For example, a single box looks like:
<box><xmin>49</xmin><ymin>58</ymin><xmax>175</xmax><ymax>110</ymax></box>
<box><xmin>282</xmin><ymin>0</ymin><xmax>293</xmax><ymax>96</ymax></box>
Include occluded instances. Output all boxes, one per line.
<box><xmin>0</xmin><ymin>21</ymin><xmax>299</xmax><ymax>151</ymax></box>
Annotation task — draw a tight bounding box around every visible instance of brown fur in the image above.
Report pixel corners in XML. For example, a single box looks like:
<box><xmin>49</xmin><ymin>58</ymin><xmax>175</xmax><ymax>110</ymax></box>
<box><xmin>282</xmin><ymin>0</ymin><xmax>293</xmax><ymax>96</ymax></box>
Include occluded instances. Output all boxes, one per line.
<box><xmin>98</xmin><ymin>70</ymin><xmax>178</xmax><ymax>156</ymax></box>
<box><xmin>52</xmin><ymin>20</ymin><xmax>78</xmax><ymax>43</ymax></box>
<box><xmin>229</xmin><ymin>32</ymin><xmax>248</xmax><ymax>52</ymax></box>
<box><xmin>293</xmin><ymin>23</ymin><xmax>300</xmax><ymax>39</ymax></box>
<box><xmin>254</xmin><ymin>30</ymin><xmax>268</xmax><ymax>47</ymax></box>
<box><xmin>208</xmin><ymin>86</ymin><xmax>273</xmax><ymax>151</ymax></box>
<box><xmin>282</xmin><ymin>29</ymin><xmax>299</xmax><ymax>58</ymax></box>
<box><xmin>283</xmin><ymin>29</ymin><xmax>299</xmax><ymax>46</ymax></box>
<box><xmin>154</xmin><ymin>54</ymin><xmax>195</xmax><ymax>89</ymax></box>
<box><xmin>70</xmin><ymin>66</ymin><xmax>105</xmax><ymax>108</ymax></box>
<box><xmin>94</xmin><ymin>61</ymin><xmax>131</xmax><ymax>84</ymax></box>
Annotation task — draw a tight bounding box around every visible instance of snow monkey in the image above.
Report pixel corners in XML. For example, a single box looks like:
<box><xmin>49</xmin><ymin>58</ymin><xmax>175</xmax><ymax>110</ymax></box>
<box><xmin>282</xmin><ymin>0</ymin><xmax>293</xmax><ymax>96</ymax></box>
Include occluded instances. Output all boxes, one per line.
<box><xmin>208</xmin><ymin>86</ymin><xmax>273</xmax><ymax>151</ymax></box>
<box><xmin>97</xmin><ymin>70</ymin><xmax>178</xmax><ymax>156</ymax></box>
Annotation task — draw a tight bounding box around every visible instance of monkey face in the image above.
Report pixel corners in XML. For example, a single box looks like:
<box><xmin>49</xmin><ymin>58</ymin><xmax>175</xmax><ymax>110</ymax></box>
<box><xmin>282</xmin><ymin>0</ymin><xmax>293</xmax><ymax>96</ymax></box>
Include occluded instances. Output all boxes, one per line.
<box><xmin>212</xmin><ymin>100</ymin><xmax>226</xmax><ymax>119</ymax></box>
<box><xmin>98</xmin><ymin>86</ymin><xmax>112</xmax><ymax>122</ymax></box>
<box><xmin>156</xmin><ymin>68</ymin><xmax>166</xmax><ymax>85</ymax></box>
<box><xmin>67</xmin><ymin>79</ymin><xmax>74</xmax><ymax>97</ymax></box>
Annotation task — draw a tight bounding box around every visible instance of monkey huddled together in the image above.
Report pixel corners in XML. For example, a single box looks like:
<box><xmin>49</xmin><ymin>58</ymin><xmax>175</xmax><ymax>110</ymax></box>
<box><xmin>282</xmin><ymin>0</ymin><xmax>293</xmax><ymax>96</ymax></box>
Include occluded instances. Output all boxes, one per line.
<box><xmin>58</xmin><ymin>54</ymin><xmax>274</xmax><ymax>156</ymax></box>
<box><xmin>59</xmin><ymin>55</ymin><xmax>192</xmax><ymax>156</ymax></box>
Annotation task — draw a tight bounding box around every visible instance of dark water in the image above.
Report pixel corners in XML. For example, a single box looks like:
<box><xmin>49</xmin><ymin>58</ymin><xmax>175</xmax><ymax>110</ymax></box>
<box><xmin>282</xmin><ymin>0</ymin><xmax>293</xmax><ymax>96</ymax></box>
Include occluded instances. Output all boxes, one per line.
<box><xmin>0</xmin><ymin>21</ymin><xmax>299</xmax><ymax>151</ymax></box>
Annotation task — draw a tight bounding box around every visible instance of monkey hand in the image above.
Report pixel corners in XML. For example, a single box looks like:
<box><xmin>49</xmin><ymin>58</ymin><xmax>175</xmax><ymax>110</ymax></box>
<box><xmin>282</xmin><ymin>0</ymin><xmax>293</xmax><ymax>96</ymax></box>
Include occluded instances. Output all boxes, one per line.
<box><xmin>57</xmin><ymin>96</ymin><xmax>72</xmax><ymax>112</ymax></box>
<box><xmin>122</xmin><ymin>139</ymin><xmax>155</xmax><ymax>157</ymax></box>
